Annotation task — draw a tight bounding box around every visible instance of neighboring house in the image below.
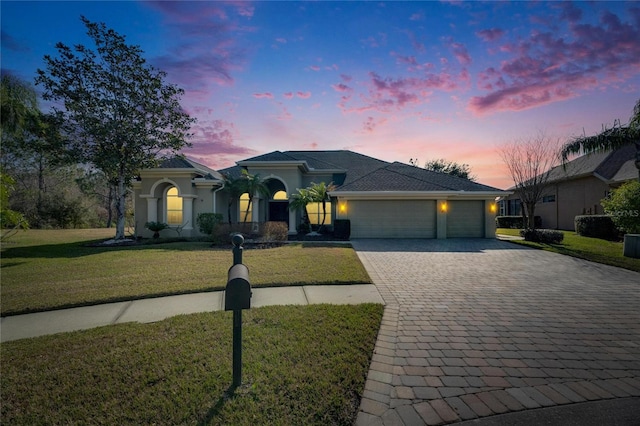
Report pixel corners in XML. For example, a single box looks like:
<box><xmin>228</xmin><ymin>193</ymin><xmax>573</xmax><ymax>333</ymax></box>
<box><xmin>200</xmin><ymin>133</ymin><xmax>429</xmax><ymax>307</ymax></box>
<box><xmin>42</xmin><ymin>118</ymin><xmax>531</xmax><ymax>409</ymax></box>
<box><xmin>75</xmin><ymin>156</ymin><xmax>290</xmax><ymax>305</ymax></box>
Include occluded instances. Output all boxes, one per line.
<box><xmin>133</xmin><ymin>150</ymin><xmax>508</xmax><ymax>239</ymax></box>
<box><xmin>499</xmin><ymin>144</ymin><xmax>637</xmax><ymax>230</ymax></box>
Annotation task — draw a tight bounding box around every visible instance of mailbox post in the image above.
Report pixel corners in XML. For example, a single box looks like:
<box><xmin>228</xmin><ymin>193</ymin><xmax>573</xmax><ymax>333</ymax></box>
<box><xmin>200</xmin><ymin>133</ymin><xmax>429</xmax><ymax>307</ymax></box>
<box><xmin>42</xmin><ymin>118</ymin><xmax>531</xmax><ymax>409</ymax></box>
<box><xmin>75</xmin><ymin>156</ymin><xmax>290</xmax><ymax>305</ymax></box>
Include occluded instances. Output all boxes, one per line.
<box><xmin>225</xmin><ymin>234</ymin><xmax>251</xmax><ymax>388</ymax></box>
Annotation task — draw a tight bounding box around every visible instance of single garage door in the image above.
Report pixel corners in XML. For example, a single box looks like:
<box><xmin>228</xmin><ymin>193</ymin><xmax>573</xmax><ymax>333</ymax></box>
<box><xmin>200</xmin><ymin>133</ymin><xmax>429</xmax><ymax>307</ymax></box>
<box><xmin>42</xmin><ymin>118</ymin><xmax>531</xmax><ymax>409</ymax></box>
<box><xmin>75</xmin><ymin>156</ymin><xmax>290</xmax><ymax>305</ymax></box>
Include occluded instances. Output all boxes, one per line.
<box><xmin>349</xmin><ymin>200</ymin><xmax>436</xmax><ymax>238</ymax></box>
<box><xmin>447</xmin><ymin>200</ymin><xmax>484</xmax><ymax>238</ymax></box>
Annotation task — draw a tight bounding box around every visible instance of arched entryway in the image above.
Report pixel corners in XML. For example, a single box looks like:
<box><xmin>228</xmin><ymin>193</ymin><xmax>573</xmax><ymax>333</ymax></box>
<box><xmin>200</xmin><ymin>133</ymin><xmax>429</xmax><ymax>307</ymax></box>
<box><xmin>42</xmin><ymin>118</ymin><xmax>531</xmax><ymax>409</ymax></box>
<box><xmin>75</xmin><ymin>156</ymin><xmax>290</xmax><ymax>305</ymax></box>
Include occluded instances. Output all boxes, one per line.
<box><xmin>265</xmin><ymin>179</ymin><xmax>289</xmax><ymax>225</ymax></box>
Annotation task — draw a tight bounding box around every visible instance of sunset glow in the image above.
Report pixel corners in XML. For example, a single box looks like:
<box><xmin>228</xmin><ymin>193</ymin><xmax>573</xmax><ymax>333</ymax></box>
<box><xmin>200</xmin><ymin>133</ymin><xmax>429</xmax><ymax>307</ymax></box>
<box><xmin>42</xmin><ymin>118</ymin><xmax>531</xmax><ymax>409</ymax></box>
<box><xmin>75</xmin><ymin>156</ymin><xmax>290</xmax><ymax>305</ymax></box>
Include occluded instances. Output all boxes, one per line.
<box><xmin>2</xmin><ymin>1</ymin><xmax>639</xmax><ymax>189</ymax></box>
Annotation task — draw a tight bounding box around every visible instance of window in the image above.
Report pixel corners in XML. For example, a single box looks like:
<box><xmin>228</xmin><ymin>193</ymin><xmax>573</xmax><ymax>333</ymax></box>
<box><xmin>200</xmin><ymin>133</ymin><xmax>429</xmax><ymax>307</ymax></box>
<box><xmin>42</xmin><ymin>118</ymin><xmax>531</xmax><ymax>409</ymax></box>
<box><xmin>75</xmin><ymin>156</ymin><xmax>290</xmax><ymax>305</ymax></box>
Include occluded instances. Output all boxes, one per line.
<box><xmin>166</xmin><ymin>187</ymin><xmax>183</xmax><ymax>225</ymax></box>
<box><xmin>273</xmin><ymin>190</ymin><xmax>287</xmax><ymax>200</ymax></box>
<box><xmin>307</xmin><ymin>202</ymin><xmax>332</xmax><ymax>225</ymax></box>
<box><xmin>239</xmin><ymin>193</ymin><xmax>252</xmax><ymax>222</ymax></box>
<box><xmin>542</xmin><ymin>195</ymin><xmax>556</xmax><ymax>203</ymax></box>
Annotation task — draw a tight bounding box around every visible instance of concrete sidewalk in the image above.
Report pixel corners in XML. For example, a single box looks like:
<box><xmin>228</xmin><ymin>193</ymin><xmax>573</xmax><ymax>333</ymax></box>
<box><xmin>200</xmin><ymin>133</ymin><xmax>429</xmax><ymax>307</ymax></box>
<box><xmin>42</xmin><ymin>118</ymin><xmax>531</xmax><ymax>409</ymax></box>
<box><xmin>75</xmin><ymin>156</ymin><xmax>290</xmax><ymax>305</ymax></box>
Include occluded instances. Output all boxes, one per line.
<box><xmin>0</xmin><ymin>284</ymin><xmax>384</xmax><ymax>342</ymax></box>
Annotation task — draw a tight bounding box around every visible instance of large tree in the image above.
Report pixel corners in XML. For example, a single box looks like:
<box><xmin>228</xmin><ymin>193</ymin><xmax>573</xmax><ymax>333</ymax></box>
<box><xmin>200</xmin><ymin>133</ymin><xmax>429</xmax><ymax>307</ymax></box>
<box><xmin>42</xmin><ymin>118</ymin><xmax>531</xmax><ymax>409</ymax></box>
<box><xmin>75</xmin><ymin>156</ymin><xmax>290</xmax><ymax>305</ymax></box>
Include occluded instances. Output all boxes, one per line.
<box><xmin>499</xmin><ymin>132</ymin><xmax>559</xmax><ymax>230</ymax></box>
<box><xmin>36</xmin><ymin>17</ymin><xmax>195</xmax><ymax>239</ymax></box>
<box><xmin>561</xmin><ymin>98</ymin><xmax>640</xmax><ymax>181</ymax></box>
<box><xmin>423</xmin><ymin>159</ymin><xmax>476</xmax><ymax>181</ymax></box>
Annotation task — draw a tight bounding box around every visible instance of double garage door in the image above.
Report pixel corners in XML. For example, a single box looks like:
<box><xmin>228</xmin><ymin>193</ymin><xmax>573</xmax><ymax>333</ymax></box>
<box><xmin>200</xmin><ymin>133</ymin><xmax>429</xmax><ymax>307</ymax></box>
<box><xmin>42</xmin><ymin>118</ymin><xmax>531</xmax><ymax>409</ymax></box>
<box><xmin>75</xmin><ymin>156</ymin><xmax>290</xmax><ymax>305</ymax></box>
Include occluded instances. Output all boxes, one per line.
<box><xmin>349</xmin><ymin>199</ymin><xmax>484</xmax><ymax>238</ymax></box>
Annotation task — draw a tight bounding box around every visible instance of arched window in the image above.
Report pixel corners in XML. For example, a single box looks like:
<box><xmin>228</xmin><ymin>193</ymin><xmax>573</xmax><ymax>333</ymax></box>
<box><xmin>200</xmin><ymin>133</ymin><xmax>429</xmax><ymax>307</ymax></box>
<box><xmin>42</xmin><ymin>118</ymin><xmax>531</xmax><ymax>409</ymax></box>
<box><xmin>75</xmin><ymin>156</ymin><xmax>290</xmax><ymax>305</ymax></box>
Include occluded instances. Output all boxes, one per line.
<box><xmin>239</xmin><ymin>193</ymin><xmax>252</xmax><ymax>222</ymax></box>
<box><xmin>166</xmin><ymin>187</ymin><xmax>183</xmax><ymax>225</ymax></box>
<box><xmin>273</xmin><ymin>190</ymin><xmax>287</xmax><ymax>200</ymax></box>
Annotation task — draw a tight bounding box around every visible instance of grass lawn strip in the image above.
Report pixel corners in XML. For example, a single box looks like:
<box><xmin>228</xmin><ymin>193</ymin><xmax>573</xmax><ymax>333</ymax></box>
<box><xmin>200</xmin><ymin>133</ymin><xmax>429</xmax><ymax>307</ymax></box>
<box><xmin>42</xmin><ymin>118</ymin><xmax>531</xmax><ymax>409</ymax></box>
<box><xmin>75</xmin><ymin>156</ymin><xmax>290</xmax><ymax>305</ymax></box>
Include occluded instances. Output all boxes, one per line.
<box><xmin>497</xmin><ymin>228</ymin><xmax>640</xmax><ymax>273</ymax></box>
<box><xmin>1</xmin><ymin>304</ymin><xmax>384</xmax><ymax>425</ymax></box>
<box><xmin>0</xmin><ymin>230</ymin><xmax>371</xmax><ymax>315</ymax></box>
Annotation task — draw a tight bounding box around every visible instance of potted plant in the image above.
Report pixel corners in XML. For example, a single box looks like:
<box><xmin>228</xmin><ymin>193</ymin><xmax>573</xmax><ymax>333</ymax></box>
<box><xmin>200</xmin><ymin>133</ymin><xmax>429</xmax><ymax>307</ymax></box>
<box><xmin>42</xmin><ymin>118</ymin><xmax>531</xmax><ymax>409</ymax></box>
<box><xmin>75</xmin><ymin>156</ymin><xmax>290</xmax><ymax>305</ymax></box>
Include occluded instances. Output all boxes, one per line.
<box><xmin>145</xmin><ymin>221</ymin><xmax>169</xmax><ymax>239</ymax></box>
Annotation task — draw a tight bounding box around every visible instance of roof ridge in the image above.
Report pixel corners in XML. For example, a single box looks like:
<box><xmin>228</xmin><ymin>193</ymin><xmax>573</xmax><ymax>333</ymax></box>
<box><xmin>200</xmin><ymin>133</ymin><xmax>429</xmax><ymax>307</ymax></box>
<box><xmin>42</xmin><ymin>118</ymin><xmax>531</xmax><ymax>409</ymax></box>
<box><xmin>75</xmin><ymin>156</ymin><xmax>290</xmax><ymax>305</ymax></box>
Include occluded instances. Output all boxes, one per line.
<box><xmin>386</xmin><ymin>163</ymin><xmax>457</xmax><ymax>191</ymax></box>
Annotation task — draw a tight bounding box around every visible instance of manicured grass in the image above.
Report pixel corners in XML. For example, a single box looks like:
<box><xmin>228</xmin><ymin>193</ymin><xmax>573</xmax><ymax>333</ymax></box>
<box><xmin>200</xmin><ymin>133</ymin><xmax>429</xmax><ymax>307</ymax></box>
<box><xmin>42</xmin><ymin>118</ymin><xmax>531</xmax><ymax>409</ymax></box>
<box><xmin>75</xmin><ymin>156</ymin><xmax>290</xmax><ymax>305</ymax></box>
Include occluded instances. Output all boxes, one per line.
<box><xmin>0</xmin><ymin>229</ymin><xmax>371</xmax><ymax>315</ymax></box>
<box><xmin>1</xmin><ymin>304</ymin><xmax>384</xmax><ymax>425</ymax></box>
<box><xmin>497</xmin><ymin>228</ymin><xmax>640</xmax><ymax>272</ymax></box>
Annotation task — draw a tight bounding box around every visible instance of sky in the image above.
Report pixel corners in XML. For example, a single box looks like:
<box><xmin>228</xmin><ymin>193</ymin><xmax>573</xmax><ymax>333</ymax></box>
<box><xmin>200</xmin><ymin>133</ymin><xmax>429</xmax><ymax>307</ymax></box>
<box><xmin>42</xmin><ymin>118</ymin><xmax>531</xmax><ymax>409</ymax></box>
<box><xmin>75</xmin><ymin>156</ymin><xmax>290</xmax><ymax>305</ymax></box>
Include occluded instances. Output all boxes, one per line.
<box><xmin>2</xmin><ymin>1</ymin><xmax>640</xmax><ymax>190</ymax></box>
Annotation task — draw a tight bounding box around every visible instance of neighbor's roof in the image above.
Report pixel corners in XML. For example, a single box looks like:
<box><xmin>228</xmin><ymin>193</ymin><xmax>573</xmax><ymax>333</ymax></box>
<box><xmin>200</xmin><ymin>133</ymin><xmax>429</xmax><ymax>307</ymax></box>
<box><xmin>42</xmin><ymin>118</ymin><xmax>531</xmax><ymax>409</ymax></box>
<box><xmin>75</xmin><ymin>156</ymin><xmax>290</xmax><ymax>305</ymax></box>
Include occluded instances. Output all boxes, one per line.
<box><xmin>520</xmin><ymin>143</ymin><xmax>637</xmax><ymax>188</ymax></box>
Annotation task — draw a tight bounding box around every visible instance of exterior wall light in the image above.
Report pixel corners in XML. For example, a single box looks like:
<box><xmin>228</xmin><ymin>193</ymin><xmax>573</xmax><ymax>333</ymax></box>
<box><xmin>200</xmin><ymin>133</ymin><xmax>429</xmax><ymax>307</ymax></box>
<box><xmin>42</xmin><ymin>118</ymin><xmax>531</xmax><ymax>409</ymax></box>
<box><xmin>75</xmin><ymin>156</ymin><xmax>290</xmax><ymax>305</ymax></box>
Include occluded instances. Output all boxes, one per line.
<box><xmin>339</xmin><ymin>202</ymin><xmax>347</xmax><ymax>214</ymax></box>
<box><xmin>490</xmin><ymin>203</ymin><xmax>497</xmax><ymax>213</ymax></box>
<box><xmin>440</xmin><ymin>201</ymin><xmax>447</xmax><ymax>213</ymax></box>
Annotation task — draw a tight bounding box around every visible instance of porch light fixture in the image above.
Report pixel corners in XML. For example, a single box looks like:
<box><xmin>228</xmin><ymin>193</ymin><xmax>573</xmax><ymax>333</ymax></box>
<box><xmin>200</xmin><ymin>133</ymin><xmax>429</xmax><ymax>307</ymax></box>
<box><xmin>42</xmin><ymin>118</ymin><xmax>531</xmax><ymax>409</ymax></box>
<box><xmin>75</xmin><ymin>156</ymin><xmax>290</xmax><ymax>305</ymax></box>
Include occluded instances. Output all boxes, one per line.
<box><xmin>339</xmin><ymin>202</ymin><xmax>347</xmax><ymax>213</ymax></box>
<box><xmin>440</xmin><ymin>201</ymin><xmax>447</xmax><ymax>213</ymax></box>
<box><xmin>490</xmin><ymin>203</ymin><xmax>497</xmax><ymax>213</ymax></box>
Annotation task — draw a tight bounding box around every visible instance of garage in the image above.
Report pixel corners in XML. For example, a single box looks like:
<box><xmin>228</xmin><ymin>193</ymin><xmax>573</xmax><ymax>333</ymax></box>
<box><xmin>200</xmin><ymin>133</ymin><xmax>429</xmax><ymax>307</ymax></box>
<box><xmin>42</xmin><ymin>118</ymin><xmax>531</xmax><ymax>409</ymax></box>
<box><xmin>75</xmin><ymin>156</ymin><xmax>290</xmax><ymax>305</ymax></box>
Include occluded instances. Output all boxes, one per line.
<box><xmin>446</xmin><ymin>200</ymin><xmax>485</xmax><ymax>238</ymax></box>
<box><xmin>349</xmin><ymin>200</ymin><xmax>436</xmax><ymax>238</ymax></box>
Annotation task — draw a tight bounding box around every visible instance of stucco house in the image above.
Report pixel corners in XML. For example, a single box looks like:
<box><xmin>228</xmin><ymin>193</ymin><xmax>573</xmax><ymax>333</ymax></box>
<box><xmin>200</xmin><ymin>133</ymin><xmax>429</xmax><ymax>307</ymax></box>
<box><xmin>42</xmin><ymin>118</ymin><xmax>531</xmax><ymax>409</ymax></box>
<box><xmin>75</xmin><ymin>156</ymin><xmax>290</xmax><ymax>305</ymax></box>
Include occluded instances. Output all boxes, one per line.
<box><xmin>499</xmin><ymin>144</ymin><xmax>638</xmax><ymax>230</ymax></box>
<box><xmin>132</xmin><ymin>150</ymin><xmax>508</xmax><ymax>239</ymax></box>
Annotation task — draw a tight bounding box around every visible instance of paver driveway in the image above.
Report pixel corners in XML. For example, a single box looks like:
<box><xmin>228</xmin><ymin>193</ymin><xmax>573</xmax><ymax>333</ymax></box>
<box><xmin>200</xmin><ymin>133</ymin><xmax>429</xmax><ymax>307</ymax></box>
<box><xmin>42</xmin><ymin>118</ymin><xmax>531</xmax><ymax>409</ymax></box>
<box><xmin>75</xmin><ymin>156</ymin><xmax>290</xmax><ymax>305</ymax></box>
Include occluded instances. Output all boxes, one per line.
<box><xmin>352</xmin><ymin>239</ymin><xmax>640</xmax><ymax>425</ymax></box>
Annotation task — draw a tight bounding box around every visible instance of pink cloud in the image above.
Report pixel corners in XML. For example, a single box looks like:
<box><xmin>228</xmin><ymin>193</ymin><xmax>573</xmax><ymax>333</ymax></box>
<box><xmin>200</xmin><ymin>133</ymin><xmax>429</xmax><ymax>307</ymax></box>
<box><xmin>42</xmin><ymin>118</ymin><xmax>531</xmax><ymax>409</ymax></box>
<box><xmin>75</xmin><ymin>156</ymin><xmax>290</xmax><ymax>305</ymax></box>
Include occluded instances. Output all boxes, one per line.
<box><xmin>143</xmin><ymin>2</ymin><xmax>251</xmax><ymax>99</ymax></box>
<box><xmin>283</xmin><ymin>92</ymin><xmax>294</xmax><ymax>99</ymax></box>
<box><xmin>450</xmin><ymin>42</ymin><xmax>471</xmax><ymax>66</ymax></box>
<box><xmin>185</xmin><ymin>119</ymin><xmax>254</xmax><ymax>167</ymax></box>
<box><xmin>308</xmin><ymin>65</ymin><xmax>321</xmax><ymax>71</ymax></box>
<box><xmin>253</xmin><ymin>92</ymin><xmax>274</xmax><ymax>99</ymax></box>
<box><xmin>296</xmin><ymin>91</ymin><xmax>311</xmax><ymax>99</ymax></box>
<box><xmin>476</xmin><ymin>28</ymin><xmax>504</xmax><ymax>42</ymax></box>
<box><xmin>469</xmin><ymin>8</ymin><xmax>640</xmax><ymax>114</ymax></box>
<box><xmin>332</xmin><ymin>83</ymin><xmax>351</xmax><ymax>93</ymax></box>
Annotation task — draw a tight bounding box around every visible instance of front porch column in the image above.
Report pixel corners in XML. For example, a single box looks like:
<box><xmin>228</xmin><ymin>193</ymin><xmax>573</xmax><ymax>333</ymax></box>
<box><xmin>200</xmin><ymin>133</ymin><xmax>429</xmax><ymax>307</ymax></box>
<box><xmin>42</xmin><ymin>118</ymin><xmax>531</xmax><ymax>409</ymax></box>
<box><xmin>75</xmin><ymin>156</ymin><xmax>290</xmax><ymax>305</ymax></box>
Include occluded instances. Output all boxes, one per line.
<box><xmin>288</xmin><ymin>207</ymin><xmax>297</xmax><ymax>234</ymax></box>
<box><xmin>182</xmin><ymin>196</ymin><xmax>195</xmax><ymax>230</ymax></box>
<box><xmin>436</xmin><ymin>199</ymin><xmax>447</xmax><ymax>239</ymax></box>
<box><xmin>146</xmin><ymin>197</ymin><xmax>158</xmax><ymax>223</ymax></box>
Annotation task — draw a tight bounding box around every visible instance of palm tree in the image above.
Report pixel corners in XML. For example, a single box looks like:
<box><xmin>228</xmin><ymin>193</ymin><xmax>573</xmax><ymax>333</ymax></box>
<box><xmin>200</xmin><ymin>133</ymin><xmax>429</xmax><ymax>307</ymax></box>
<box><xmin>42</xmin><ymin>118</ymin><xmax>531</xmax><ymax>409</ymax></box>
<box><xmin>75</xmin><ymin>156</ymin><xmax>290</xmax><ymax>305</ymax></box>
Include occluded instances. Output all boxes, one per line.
<box><xmin>240</xmin><ymin>170</ymin><xmax>270</xmax><ymax>223</ymax></box>
<box><xmin>308</xmin><ymin>181</ymin><xmax>336</xmax><ymax>232</ymax></box>
<box><xmin>561</xmin><ymin>98</ymin><xmax>640</xmax><ymax>181</ymax></box>
<box><xmin>221</xmin><ymin>173</ymin><xmax>246</xmax><ymax>225</ymax></box>
<box><xmin>288</xmin><ymin>187</ymin><xmax>313</xmax><ymax>233</ymax></box>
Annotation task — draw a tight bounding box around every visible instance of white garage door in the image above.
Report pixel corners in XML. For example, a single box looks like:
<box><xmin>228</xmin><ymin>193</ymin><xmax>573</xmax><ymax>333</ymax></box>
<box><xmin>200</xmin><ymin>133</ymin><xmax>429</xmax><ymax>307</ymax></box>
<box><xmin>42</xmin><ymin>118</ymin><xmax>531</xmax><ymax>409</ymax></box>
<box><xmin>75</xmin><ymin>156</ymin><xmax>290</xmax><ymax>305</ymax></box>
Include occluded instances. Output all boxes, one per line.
<box><xmin>447</xmin><ymin>200</ymin><xmax>484</xmax><ymax>238</ymax></box>
<box><xmin>349</xmin><ymin>200</ymin><xmax>436</xmax><ymax>238</ymax></box>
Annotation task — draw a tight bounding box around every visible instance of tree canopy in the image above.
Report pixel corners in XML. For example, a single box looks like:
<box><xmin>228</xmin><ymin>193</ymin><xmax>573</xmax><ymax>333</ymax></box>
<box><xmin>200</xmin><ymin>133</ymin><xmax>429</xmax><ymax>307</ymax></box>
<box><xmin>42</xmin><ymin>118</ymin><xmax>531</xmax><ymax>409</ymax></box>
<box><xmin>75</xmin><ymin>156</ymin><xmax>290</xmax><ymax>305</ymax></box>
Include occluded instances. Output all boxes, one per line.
<box><xmin>561</xmin><ymin>98</ymin><xmax>640</xmax><ymax>181</ymax></box>
<box><xmin>499</xmin><ymin>132</ymin><xmax>559</xmax><ymax>230</ymax></box>
<box><xmin>422</xmin><ymin>158</ymin><xmax>476</xmax><ymax>181</ymax></box>
<box><xmin>35</xmin><ymin>17</ymin><xmax>195</xmax><ymax>239</ymax></box>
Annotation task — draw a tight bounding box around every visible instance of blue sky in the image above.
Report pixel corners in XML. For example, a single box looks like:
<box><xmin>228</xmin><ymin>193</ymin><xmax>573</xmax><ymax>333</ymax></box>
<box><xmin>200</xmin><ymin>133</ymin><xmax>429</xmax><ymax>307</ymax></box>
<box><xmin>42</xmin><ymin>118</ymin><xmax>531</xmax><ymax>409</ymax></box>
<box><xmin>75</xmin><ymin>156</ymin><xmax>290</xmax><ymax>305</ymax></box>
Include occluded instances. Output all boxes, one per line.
<box><xmin>2</xmin><ymin>1</ymin><xmax>639</xmax><ymax>189</ymax></box>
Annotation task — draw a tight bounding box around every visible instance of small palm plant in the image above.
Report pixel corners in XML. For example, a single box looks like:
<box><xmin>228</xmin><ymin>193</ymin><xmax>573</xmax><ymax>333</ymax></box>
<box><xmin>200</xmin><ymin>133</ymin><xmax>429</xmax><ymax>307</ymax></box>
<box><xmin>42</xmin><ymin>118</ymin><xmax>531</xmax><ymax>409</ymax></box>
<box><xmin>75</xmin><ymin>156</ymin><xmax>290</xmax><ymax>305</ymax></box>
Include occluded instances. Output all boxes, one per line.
<box><xmin>289</xmin><ymin>187</ymin><xmax>313</xmax><ymax>234</ymax></box>
<box><xmin>145</xmin><ymin>221</ymin><xmax>168</xmax><ymax>239</ymax></box>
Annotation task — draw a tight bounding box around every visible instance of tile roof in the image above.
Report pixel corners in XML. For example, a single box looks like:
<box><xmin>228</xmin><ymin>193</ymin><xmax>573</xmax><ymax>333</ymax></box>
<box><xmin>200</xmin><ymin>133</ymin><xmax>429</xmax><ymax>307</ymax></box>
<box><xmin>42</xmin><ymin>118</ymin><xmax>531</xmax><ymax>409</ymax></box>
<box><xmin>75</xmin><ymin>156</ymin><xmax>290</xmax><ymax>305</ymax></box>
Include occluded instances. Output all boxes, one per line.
<box><xmin>172</xmin><ymin>150</ymin><xmax>506</xmax><ymax>193</ymax></box>
<box><xmin>337</xmin><ymin>162</ymin><xmax>502</xmax><ymax>192</ymax></box>
<box><xmin>158</xmin><ymin>157</ymin><xmax>223</xmax><ymax>180</ymax></box>
<box><xmin>539</xmin><ymin>143</ymin><xmax>636</xmax><ymax>185</ymax></box>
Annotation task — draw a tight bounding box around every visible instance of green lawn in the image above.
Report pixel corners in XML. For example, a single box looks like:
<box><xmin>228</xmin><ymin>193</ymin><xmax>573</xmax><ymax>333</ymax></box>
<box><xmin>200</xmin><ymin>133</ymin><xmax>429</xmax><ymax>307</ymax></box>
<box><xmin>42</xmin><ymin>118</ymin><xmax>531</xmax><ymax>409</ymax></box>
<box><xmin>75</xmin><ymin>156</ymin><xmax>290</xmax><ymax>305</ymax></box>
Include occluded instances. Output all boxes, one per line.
<box><xmin>496</xmin><ymin>228</ymin><xmax>640</xmax><ymax>272</ymax></box>
<box><xmin>1</xmin><ymin>304</ymin><xmax>384</xmax><ymax>425</ymax></box>
<box><xmin>0</xmin><ymin>229</ymin><xmax>371</xmax><ymax>315</ymax></box>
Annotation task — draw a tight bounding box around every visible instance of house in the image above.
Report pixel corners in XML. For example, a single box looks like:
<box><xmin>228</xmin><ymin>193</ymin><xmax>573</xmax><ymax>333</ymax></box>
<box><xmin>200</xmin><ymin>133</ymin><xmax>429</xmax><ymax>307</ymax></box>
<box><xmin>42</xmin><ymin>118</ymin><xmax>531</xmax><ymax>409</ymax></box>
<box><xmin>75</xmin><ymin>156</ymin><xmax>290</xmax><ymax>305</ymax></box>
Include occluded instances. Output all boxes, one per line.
<box><xmin>499</xmin><ymin>144</ymin><xmax>638</xmax><ymax>230</ymax></box>
<box><xmin>132</xmin><ymin>150</ymin><xmax>508</xmax><ymax>239</ymax></box>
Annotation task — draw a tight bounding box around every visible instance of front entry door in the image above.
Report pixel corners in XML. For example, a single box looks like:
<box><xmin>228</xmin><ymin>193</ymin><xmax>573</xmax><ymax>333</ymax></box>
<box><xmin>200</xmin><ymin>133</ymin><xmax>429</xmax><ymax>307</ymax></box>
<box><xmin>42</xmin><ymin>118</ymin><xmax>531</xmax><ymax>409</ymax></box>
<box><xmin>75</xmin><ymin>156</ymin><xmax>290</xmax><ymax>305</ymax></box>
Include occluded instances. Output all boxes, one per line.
<box><xmin>269</xmin><ymin>201</ymin><xmax>289</xmax><ymax>224</ymax></box>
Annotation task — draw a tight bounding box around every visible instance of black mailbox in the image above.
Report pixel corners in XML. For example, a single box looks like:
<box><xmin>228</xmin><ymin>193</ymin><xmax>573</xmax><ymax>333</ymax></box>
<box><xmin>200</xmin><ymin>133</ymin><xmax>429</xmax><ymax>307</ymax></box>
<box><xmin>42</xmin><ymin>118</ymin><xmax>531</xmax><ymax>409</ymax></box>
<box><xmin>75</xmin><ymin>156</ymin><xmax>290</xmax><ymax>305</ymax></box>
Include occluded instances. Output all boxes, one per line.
<box><xmin>225</xmin><ymin>264</ymin><xmax>251</xmax><ymax>311</ymax></box>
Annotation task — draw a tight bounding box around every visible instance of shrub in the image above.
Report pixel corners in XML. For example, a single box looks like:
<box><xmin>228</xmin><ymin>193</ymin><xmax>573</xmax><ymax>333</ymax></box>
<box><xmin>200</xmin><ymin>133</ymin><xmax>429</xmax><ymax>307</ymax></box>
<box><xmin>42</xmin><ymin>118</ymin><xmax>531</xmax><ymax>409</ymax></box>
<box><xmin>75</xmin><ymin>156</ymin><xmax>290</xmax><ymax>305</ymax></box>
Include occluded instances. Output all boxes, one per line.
<box><xmin>213</xmin><ymin>223</ymin><xmax>253</xmax><ymax>245</ymax></box>
<box><xmin>496</xmin><ymin>215</ymin><xmax>542</xmax><ymax>229</ymax></box>
<box><xmin>196</xmin><ymin>213</ymin><xmax>223</xmax><ymax>235</ymax></box>
<box><xmin>520</xmin><ymin>228</ymin><xmax>564</xmax><ymax>244</ymax></box>
<box><xmin>261</xmin><ymin>221</ymin><xmax>288</xmax><ymax>242</ymax></box>
<box><xmin>574</xmin><ymin>215</ymin><xmax>619</xmax><ymax>240</ymax></box>
<box><xmin>601</xmin><ymin>180</ymin><xmax>640</xmax><ymax>234</ymax></box>
<box><xmin>297</xmin><ymin>222</ymin><xmax>312</xmax><ymax>234</ymax></box>
<box><xmin>144</xmin><ymin>221</ymin><xmax>169</xmax><ymax>239</ymax></box>
<box><xmin>333</xmin><ymin>219</ymin><xmax>351</xmax><ymax>240</ymax></box>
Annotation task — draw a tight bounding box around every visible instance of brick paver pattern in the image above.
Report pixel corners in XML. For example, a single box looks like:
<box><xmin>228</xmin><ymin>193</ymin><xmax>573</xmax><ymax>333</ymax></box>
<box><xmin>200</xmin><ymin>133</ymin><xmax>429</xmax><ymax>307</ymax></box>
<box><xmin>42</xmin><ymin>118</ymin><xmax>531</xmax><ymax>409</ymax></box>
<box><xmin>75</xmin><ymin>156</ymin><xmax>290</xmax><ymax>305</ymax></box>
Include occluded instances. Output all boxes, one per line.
<box><xmin>353</xmin><ymin>239</ymin><xmax>640</xmax><ymax>426</ymax></box>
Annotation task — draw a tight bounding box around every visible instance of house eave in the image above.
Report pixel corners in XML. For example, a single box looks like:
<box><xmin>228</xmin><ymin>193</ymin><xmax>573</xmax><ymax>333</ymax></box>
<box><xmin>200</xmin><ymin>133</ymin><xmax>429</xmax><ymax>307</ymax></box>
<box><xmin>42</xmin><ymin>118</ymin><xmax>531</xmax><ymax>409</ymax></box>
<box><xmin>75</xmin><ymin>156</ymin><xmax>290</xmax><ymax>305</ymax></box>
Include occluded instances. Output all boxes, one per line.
<box><xmin>238</xmin><ymin>160</ymin><xmax>311</xmax><ymax>172</ymax></box>
<box><xmin>329</xmin><ymin>190</ymin><xmax>510</xmax><ymax>200</ymax></box>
